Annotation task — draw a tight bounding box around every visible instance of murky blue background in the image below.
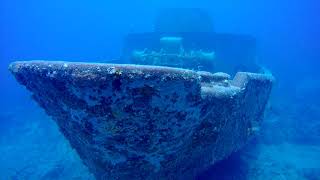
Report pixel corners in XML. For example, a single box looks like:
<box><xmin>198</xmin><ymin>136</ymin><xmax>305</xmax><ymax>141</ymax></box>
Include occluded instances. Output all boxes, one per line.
<box><xmin>1</xmin><ymin>0</ymin><xmax>319</xmax><ymax>179</ymax></box>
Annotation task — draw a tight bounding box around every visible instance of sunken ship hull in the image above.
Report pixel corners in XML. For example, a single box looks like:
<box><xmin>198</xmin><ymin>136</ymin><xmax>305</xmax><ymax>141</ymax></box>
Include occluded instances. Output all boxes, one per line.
<box><xmin>10</xmin><ymin>61</ymin><xmax>273</xmax><ymax>179</ymax></box>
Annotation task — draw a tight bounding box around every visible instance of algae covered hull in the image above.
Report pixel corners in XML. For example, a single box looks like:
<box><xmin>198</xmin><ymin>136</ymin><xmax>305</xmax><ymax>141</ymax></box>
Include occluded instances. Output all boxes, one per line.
<box><xmin>9</xmin><ymin>61</ymin><xmax>273</xmax><ymax>179</ymax></box>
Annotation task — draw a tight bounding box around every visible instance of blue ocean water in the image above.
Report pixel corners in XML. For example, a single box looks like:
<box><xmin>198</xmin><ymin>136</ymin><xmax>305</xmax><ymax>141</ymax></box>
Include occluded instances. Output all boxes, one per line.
<box><xmin>1</xmin><ymin>0</ymin><xmax>319</xmax><ymax>179</ymax></box>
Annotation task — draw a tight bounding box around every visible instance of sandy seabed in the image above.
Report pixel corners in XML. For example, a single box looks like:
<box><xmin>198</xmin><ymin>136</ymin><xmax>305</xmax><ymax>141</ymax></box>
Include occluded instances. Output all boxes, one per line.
<box><xmin>1</xmin><ymin>99</ymin><xmax>319</xmax><ymax>180</ymax></box>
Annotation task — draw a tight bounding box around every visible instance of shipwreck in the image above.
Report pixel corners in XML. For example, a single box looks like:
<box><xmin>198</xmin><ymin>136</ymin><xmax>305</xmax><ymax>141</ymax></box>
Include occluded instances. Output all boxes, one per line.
<box><xmin>9</xmin><ymin>8</ymin><xmax>273</xmax><ymax>180</ymax></box>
